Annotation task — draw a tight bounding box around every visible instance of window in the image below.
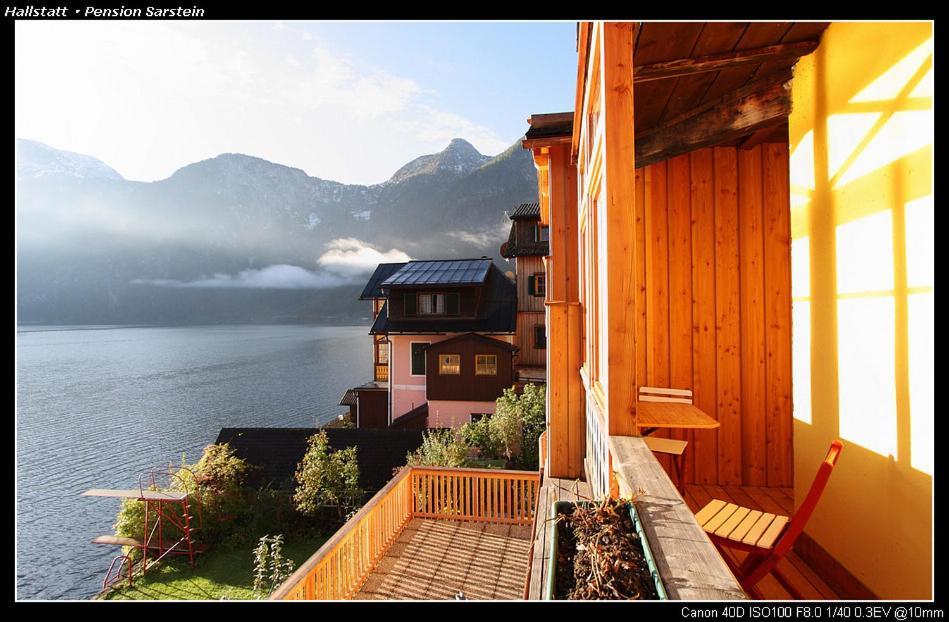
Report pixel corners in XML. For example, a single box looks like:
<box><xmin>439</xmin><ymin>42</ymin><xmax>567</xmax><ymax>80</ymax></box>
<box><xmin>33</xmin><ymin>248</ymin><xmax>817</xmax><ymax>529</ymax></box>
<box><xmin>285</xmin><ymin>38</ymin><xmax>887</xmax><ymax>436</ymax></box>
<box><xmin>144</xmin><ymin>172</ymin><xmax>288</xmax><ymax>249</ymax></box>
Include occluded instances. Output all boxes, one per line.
<box><xmin>475</xmin><ymin>354</ymin><xmax>498</xmax><ymax>376</ymax></box>
<box><xmin>529</xmin><ymin>273</ymin><xmax>546</xmax><ymax>297</ymax></box>
<box><xmin>470</xmin><ymin>413</ymin><xmax>491</xmax><ymax>422</ymax></box>
<box><xmin>439</xmin><ymin>354</ymin><xmax>461</xmax><ymax>375</ymax></box>
<box><xmin>534</xmin><ymin>325</ymin><xmax>547</xmax><ymax>349</ymax></box>
<box><xmin>418</xmin><ymin>293</ymin><xmax>443</xmax><ymax>315</ymax></box>
<box><xmin>410</xmin><ymin>342</ymin><xmax>428</xmax><ymax>376</ymax></box>
<box><xmin>416</xmin><ymin>292</ymin><xmax>460</xmax><ymax>315</ymax></box>
<box><xmin>375</xmin><ymin>341</ymin><xmax>388</xmax><ymax>364</ymax></box>
<box><xmin>535</xmin><ymin>224</ymin><xmax>549</xmax><ymax>242</ymax></box>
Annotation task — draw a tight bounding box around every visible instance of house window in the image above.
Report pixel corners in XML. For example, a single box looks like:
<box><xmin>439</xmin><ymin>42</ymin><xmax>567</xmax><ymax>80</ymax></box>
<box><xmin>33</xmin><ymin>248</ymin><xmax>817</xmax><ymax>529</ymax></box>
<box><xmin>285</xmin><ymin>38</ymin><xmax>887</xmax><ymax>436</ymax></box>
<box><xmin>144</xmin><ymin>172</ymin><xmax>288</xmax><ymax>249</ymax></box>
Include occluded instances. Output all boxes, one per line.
<box><xmin>410</xmin><ymin>342</ymin><xmax>428</xmax><ymax>376</ymax></box>
<box><xmin>416</xmin><ymin>292</ymin><xmax>460</xmax><ymax>315</ymax></box>
<box><xmin>439</xmin><ymin>354</ymin><xmax>461</xmax><ymax>375</ymax></box>
<box><xmin>376</xmin><ymin>341</ymin><xmax>389</xmax><ymax>364</ymax></box>
<box><xmin>475</xmin><ymin>354</ymin><xmax>498</xmax><ymax>376</ymax></box>
<box><xmin>529</xmin><ymin>273</ymin><xmax>546</xmax><ymax>297</ymax></box>
<box><xmin>418</xmin><ymin>293</ymin><xmax>444</xmax><ymax>315</ymax></box>
<box><xmin>535</xmin><ymin>224</ymin><xmax>549</xmax><ymax>242</ymax></box>
<box><xmin>534</xmin><ymin>325</ymin><xmax>547</xmax><ymax>349</ymax></box>
<box><xmin>470</xmin><ymin>413</ymin><xmax>491</xmax><ymax>422</ymax></box>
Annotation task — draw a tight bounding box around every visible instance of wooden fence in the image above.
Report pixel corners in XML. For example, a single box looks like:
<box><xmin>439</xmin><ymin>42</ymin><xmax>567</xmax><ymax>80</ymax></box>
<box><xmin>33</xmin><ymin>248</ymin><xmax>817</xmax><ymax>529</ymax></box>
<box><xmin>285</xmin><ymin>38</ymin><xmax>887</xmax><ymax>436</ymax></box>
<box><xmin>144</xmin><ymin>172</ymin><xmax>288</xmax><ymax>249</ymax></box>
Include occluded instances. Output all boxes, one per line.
<box><xmin>271</xmin><ymin>466</ymin><xmax>540</xmax><ymax>600</ymax></box>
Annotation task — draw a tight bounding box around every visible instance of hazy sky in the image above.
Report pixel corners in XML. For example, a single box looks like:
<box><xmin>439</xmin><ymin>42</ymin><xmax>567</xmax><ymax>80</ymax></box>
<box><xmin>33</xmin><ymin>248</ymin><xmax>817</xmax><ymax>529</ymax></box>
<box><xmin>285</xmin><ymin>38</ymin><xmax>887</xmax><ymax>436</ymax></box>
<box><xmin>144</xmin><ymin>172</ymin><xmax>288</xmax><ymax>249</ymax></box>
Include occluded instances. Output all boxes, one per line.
<box><xmin>15</xmin><ymin>20</ymin><xmax>577</xmax><ymax>185</ymax></box>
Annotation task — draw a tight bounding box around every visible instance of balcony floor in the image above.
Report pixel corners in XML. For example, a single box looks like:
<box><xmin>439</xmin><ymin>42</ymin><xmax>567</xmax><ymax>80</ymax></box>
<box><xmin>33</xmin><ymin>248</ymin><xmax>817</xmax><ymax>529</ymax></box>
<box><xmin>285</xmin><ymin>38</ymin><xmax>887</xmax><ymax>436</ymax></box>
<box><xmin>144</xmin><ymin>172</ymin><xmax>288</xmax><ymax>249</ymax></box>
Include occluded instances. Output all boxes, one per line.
<box><xmin>354</xmin><ymin>518</ymin><xmax>533</xmax><ymax>600</ymax></box>
<box><xmin>683</xmin><ymin>484</ymin><xmax>841</xmax><ymax>600</ymax></box>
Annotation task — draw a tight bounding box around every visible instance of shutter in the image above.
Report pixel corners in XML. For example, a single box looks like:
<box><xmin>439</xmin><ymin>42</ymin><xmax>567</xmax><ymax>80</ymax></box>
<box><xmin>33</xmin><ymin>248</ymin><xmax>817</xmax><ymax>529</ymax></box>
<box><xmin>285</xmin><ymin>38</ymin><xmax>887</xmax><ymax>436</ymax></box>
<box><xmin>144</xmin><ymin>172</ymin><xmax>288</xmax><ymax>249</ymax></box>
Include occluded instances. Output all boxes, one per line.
<box><xmin>527</xmin><ymin>275</ymin><xmax>536</xmax><ymax>296</ymax></box>
<box><xmin>404</xmin><ymin>293</ymin><xmax>417</xmax><ymax>315</ymax></box>
<box><xmin>446</xmin><ymin>293</ymin><xmax>460</xmax><ymax>315</ymax></box>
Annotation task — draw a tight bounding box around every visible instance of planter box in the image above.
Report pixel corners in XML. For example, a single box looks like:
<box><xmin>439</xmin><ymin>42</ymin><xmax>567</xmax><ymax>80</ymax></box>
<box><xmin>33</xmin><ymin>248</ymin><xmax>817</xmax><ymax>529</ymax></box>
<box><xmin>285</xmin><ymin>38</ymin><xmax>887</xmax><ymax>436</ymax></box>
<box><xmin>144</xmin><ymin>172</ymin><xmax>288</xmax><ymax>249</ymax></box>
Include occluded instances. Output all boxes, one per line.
<box><xmin>544</xmin><ymin>500</ymin><xmax>668</xmax><ymax>600</ymax></box>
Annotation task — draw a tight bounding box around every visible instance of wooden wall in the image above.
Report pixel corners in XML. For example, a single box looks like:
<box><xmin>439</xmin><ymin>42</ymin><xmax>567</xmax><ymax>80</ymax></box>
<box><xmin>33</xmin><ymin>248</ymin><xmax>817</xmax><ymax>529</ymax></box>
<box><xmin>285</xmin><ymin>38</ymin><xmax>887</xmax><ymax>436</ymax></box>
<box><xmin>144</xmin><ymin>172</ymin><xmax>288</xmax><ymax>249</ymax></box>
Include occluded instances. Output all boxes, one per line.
<box><xmin>424</xmin><ymin>337</ymin><xmax>514</xmax><ymax>402</ymax></box>
<box><xmin>515</xmin><ymin>255</ymin><xmax>546</xmax><ymax>368</ymax></box>
<box><xmin>636</xmin><ymin>144</ymin><xmax>792</xmax><ymax>487</ymax></box>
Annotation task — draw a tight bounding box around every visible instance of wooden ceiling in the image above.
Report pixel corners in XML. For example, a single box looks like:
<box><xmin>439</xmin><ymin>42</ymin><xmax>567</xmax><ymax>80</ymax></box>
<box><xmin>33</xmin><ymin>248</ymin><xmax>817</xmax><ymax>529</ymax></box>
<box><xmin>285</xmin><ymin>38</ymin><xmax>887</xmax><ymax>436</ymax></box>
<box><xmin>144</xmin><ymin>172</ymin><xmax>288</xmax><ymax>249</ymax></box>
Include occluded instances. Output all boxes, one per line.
<box><xmin>527</xmin><ymin>23</ymin><xmax>830</xmax><ymax>166</ymax></box>
<box><xmin>631</xmin><ymin>22</ymin><xmax>829</xmax><ymax>163</ymax></box>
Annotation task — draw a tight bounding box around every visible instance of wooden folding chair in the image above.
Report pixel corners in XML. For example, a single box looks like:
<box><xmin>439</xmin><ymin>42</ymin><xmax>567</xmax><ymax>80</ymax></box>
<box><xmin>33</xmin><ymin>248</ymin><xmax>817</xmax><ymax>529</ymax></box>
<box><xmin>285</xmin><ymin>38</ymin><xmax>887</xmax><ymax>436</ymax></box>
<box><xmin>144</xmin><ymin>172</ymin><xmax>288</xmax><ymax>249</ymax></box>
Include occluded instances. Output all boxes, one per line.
<box><xmin>694</xmin><ymin>440</ymin><xmax>844</xmax><ymax>599</ymax></box>
<box><xmin>638</xmin><ymin>386</ymin><xmax>692</xmax><ymax>493</ymax></box>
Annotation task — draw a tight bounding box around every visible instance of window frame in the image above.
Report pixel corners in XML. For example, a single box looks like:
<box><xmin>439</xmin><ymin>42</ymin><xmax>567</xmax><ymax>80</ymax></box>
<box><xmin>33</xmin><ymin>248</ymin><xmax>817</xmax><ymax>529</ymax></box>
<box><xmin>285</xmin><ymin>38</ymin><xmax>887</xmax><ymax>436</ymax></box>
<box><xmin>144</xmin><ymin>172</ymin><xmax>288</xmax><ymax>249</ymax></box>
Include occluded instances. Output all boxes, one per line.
<box><xmin>531</xmin><ymin>272</ymin><xmax>546</xmax><ymax>297</ymax></box>
<box><xmin>409</xmin><ymin>342</ymin><xmax>429</xmax><ymax>376</ymax></box>
<box><xmin>533</xmin><ymin>325</ymin><xmax>547</xmax><ymax>350</ymax></box>
<box><xmin>438</xmin><ymin>353</ymin><xmax>462</xmax><ymax>376</ymax></box>
<box><xmin>475</xmin><ymin>353</ymin><xmax>498</xmax><ymax>376</ymax></box>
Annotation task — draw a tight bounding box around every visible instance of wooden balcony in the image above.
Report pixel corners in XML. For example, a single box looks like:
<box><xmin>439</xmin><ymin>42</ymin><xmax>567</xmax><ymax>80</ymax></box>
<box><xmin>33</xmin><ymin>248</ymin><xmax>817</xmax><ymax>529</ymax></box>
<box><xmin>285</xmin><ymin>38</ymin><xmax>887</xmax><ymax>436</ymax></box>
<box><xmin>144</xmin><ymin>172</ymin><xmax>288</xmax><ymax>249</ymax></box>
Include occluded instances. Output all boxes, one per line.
<box><xmin>374</xmin><ymin>364</ymin><xmax>388</xmax><ymax>383</ymax></box>
<box><xmin>271</xmin><ymin>467</ymin><xmax>540</xmax><ymax>600</ymax></box>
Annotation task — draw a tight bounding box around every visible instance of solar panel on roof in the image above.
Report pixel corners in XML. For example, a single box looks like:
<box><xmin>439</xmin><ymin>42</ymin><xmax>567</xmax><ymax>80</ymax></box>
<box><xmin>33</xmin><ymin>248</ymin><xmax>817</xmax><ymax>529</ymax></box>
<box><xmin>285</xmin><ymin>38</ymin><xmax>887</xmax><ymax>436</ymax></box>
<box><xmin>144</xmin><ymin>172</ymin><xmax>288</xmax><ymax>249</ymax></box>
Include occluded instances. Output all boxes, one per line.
<box><xmin>382</xmin><ymin>259</ymin><xmax>491</xmax><ymax>286</ymax></box>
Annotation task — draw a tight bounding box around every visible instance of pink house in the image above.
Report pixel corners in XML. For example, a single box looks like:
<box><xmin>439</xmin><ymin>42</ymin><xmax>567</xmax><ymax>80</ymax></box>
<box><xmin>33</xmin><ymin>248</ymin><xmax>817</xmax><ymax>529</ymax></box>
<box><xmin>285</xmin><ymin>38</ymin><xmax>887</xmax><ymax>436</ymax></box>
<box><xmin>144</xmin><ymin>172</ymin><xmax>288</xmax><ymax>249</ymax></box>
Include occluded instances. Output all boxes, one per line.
<box><xmin>342</xmin><ymin>258</ymin><xmax>518</xmax><ymax>430</ymax></box>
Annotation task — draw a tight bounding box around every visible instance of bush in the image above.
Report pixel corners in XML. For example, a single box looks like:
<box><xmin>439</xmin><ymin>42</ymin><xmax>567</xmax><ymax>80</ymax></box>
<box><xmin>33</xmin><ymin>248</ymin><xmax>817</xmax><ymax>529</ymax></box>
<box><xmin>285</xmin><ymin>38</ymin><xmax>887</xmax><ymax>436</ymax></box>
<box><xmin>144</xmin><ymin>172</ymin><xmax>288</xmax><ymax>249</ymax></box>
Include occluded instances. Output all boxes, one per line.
<box><xmin>113</xmin><ymin>443</ymin><xmax>256</xmax><ymax>553</ymax></box>
<box><xmin>459</xmin><ymin>416</ymin><xmax>502</xmax><ymax>460</ymax></box>
<box><xmin>294</xmin><ymin>431</ymin><xmax>363</xmax><ymax>522</ymax></box>
<box><xmin>252</xmin><ymin>534</ymin><xmax>296</xmax><ymax>596</ymax></box>
<box><xmin>405</xmin><ymin>428</ymin><xmax>468</xmax><ymax>468</ymax></box>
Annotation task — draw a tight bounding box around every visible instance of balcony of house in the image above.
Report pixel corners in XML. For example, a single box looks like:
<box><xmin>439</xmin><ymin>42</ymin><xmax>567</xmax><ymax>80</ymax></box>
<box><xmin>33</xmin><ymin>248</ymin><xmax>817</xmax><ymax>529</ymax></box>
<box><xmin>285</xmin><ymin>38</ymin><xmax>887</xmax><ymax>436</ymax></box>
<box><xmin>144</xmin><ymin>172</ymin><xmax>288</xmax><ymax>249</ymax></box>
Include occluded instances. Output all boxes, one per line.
<box><xmin>271</xmin><ymin>467</ymin><xmax>539</xmax><ymax>600</ymax></box>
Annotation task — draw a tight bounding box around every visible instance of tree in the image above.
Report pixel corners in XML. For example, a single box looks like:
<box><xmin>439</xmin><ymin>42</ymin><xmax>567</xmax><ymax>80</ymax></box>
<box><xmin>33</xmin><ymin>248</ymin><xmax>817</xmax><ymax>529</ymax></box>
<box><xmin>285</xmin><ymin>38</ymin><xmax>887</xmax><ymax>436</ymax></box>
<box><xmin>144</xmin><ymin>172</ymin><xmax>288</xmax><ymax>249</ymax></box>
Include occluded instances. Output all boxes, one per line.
<box><xmin>405</xmin><ymin>428</ymin><xmax>468</xmax><ymax>468</ymax></box>
<box><xmin>492</xmin><ymin>383</ymin><xmax>546</xmax><ymax>469</ymax></box>
<box><xmin>294</xmin><ymin>431</ymin><xmax>363</xmax><ymax>521</ymax></box>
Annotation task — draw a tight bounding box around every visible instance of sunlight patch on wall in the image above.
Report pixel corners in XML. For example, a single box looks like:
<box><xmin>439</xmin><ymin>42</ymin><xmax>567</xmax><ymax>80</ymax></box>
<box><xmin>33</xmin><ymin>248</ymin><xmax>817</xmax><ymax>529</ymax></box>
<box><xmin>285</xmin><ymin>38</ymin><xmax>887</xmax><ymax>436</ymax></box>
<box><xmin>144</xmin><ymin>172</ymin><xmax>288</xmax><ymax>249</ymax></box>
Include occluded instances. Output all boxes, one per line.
<box><xmin>908</xmin><ymin>292</ymin><xmax>933</xmax><ymax>475</ymax></box>
<box><xmin>826</xmin><ymin>113</ymin><xmax>881</xmax><ymax>184</ymax></box>
<box><xmin>905</xmin><ymin>196</ymin><xmax>934</xmax><ymax>288</ymax></box>
<box><xmin>849</xmin><ymin>38</ymin><xmax>933</xmax><ymax>103</ymax></box>
<box><xmin>838</xmin><ymin>297</ymin><xmax>897</xmax><ymax>459</ymax></box>
<box><xmin>835</xmin><ymin>110</ymin><xmax>933</xmax><ymax>189</ymax></box>
<box><xmin>789</xmin><ymin>129</ymin><xmax>815</xmax><ymax>205</ymax></box>
<box><xmin>836</xmin><ymin>210</ymin><xmax>894</xmax><ymax>294</ymax></box>
<box><xmin>792</xmin><ymin>301</ymin><xmax>812</xmax><ymax>425</ymax></box>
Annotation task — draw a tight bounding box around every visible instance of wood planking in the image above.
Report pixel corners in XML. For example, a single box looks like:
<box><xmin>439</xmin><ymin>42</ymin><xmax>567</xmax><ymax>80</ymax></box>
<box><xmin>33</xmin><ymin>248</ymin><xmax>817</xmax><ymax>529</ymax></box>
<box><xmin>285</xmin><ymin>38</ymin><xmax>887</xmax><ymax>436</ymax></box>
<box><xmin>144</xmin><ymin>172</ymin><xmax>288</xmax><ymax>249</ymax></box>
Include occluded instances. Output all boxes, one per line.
<box><xmin>690</xmin><ymin>148</ymin><xmax>719</xmax><ymax>484</ymax></box>
<box><xmin>713</xmin><ymin>147</ymin><xmax>742</xmax><ymax>485</ymax></box>
<box><xmin>644</xmin><ymin>160</ymin><xmax>672</xmax><ymax>470</ymax></box>
<box><xmin>633</xmin><ymin>22</ymin><xmax>707</xmax><ymax>130</ymax></box>
<box><xmin>515</xmin><ymin>311</ymin><xmax>545</xmax><ymax>367</ymax></box>
<box><xmin>666</xmin><ymin>154</ymin><xmax>694</xmax><ymax>482</ymax></box>
<box><xmin>516</xmin><ymin>255</ymin><xmax>546</xmax><ymax>313</ymax></box>
<box><xmin>738</xmin><ymin>146</ymin><xmax>768</xmax><ymax>486</ymax></box>
<box><xmin>658</xmin><ymin>22</ymin><xmax>750</xmax><ymax>125</ymax></box>
<box><xmin>763</xmin><ymin>143</ymin><xmax>793</xmax><ymax>487</ymax></box>
<box><xmin>636</xmin><ymin>144</ymin><xmax>792</xmax><ymax>487</ymax></box>
<box><xmin>700</xmin><ymin>23</ymin><xmax>792</xmax><ymax>106</ymax></box>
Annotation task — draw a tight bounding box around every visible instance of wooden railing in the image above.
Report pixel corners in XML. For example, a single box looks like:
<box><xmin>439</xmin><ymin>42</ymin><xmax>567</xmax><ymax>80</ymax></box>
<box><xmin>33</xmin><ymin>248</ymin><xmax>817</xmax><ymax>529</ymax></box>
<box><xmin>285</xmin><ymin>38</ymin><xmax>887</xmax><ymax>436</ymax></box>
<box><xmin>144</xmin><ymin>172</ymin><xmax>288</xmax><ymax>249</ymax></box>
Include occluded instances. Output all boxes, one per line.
<box><xmin>271</xmin><ymin>466</ymin><xmax>540</xmax><ymax>600</ymax></box>
<box><xmin>374</xmin><ymin>364</ymin><xmax>389</xmax><ymax>382</ymax></box>
<box><xmin>410</xmin><ymin>467</ymin><xmax>539</xmax><ymax>525</ymax></box>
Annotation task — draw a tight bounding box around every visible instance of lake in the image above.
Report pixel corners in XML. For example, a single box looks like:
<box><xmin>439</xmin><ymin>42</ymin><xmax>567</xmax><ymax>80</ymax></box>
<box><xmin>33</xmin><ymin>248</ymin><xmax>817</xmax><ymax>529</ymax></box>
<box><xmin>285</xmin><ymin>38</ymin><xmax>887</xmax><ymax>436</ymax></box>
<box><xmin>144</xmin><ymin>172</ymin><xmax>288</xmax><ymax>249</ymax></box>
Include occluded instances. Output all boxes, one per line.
<box><xmin>15</xmin><ymin>324</ymin><xmax>370</xmax><ymax>600</ymax></box>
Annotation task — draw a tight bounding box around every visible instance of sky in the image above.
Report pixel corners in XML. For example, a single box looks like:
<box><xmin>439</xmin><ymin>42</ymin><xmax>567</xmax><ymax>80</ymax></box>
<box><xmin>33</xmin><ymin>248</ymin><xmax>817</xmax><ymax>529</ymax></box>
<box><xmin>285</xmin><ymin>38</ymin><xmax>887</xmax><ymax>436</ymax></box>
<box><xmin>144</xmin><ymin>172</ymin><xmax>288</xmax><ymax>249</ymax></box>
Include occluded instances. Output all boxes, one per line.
<box><xmin>15</xmin><ymin>20</ymin><xmax>578</xmax><ymax>185</ymax></box>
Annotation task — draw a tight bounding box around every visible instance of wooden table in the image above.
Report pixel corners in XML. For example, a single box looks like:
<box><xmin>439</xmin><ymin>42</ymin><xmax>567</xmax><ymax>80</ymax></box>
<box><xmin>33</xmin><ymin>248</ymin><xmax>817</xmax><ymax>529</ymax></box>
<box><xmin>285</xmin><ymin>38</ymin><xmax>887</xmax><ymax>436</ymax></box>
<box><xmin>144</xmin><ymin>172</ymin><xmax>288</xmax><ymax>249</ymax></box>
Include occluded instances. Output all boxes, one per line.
<box><xmin>637</xmin><ymin>401</ymin><xmax>720</xmax><ymax>435</ymax></box>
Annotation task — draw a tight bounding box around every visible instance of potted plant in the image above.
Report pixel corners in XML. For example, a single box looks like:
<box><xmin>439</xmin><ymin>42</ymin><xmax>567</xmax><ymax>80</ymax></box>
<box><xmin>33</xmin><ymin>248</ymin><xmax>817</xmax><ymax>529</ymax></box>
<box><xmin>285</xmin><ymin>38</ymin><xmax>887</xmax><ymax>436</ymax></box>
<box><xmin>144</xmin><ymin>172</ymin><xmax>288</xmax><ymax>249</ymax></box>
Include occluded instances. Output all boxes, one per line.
<box><xmin>544</xmin><ymin>496</ymin><xmax>667</xmax><ymax>600</ymax></box>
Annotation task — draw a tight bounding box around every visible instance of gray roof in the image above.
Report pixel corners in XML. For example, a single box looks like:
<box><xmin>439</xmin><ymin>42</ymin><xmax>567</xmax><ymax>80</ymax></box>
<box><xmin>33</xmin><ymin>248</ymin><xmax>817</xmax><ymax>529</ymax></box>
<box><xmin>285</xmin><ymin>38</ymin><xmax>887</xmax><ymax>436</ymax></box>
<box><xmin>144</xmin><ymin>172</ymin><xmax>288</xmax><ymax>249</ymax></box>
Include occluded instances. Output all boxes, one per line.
<box><xmin>359</xmin><ymin>262</ymin><xmax>407</xmax><ymax>300</ymax></box>
<box><xmin>382</xmin><ymin>259</ymin><xmax>491</xmax><ymax>287</ymax></box>
<box><xmin>510</xmin><ymin>202</ymin><xmax>540</xmax><ymax>220</ymax></box>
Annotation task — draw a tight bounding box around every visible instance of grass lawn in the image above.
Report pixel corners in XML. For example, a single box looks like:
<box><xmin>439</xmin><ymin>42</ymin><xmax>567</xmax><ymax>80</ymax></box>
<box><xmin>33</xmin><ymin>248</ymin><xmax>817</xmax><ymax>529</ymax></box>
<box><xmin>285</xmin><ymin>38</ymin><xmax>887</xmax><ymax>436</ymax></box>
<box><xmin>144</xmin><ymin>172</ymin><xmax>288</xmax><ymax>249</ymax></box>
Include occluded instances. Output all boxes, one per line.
<box><xmin>102</xmin><ymin>533</ymin><xmax>327</xmax><ymax>601</ymax></box>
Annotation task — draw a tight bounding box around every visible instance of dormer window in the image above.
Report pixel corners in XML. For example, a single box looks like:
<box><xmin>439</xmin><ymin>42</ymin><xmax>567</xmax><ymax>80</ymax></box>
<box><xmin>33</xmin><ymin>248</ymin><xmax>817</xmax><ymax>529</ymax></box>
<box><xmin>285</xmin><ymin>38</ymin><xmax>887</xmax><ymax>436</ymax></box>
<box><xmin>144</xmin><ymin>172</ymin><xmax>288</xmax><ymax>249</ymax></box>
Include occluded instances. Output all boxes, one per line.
<box><xmin>414</xmin><ymin>292</ymin><xmax>460</xmax><ymax>316</ymax></box>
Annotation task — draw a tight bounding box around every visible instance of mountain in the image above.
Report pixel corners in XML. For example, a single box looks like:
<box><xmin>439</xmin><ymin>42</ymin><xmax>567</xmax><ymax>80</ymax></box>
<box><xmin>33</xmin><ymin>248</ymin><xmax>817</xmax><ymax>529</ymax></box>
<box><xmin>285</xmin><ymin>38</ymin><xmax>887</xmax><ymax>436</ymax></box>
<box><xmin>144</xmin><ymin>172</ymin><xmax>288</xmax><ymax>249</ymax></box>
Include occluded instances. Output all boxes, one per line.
<box><xmin>15</xmin><ymin>138</ymin><xmax>537</xmax><ymax>325</ymax></box>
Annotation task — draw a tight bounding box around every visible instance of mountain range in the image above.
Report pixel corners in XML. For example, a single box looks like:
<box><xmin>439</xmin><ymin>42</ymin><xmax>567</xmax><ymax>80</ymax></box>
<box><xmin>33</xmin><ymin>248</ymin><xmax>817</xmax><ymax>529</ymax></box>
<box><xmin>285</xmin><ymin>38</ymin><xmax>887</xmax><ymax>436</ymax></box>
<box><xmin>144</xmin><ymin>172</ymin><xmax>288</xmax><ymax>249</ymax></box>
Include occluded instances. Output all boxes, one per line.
<box><xmin>15</xmin><ymin>137</ymin><xmax>538</xmax><ymax>325</ymax></box>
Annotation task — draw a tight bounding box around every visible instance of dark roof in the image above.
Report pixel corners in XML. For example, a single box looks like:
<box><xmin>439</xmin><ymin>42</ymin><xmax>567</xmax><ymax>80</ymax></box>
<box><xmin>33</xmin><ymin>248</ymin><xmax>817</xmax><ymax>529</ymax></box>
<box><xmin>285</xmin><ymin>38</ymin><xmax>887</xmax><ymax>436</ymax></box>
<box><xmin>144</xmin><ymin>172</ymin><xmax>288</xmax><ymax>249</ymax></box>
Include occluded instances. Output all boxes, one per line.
<box><xmin>359</xmin><ymin>262</ymin><xmax>407</xmax><ymax>300</ymax></box>
<box><xmin>523</xmin><ymin>112</ymin><xmax>573</xmax><ymax>145</ymax></box>
<box><xmin>370</xmin><ymin>264</ymin><xmax>516</xmax><ymax>335</ymax></box>
<box><xmin>339</xmin><ymin>389</ymin><xmax>357</xmax><ymax>407</ymax></box>
<box><xmin>510</xmin><ymin>202</ymin><xmax>540</xmax><ymax>220</ymax></box>
<box><xmin>424</xmin><ymin>332</ymin><xmax>518</xmax><ymax>352</ymax></box>
<box><xmin>214</xmin><ymin>428</ymin><xmax>424</xmax><ymax>493</ymax></box>
<box><xmin>390</xmin><ymin>403</ymin><xmax>428</xmax><ymax>429</ymax></box>
<box><xmin>382</xmin><ymin>259</ymin><xmax>491</xmax><ymax>288</ymax></box>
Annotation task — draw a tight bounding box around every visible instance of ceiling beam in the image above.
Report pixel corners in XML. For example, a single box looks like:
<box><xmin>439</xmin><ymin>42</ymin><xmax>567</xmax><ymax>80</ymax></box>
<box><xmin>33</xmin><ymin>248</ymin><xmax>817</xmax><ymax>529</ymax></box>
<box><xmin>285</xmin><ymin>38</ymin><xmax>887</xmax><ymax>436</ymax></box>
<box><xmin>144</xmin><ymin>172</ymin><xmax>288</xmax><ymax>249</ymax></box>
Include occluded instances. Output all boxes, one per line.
<box><xmin>634</xmin><ymin>75</ymin><xmax>792</xmax><ymax>168</ymax></box>
<box><xmin>634</xmin><ymin>40</ymin><xmax>819</xmax><ymax>83</ymax></box>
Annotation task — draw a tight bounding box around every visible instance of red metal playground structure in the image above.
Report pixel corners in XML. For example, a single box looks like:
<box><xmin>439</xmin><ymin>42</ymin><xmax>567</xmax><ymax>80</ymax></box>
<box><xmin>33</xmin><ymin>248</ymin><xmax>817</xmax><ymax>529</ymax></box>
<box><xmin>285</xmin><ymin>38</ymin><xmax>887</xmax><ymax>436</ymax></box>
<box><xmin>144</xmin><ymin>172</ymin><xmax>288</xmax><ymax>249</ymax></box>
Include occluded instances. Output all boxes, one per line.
<box><xmin>82</xmin><ymin>466</ymin><xmax>205</xmax><ymax>589</ymax></box>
